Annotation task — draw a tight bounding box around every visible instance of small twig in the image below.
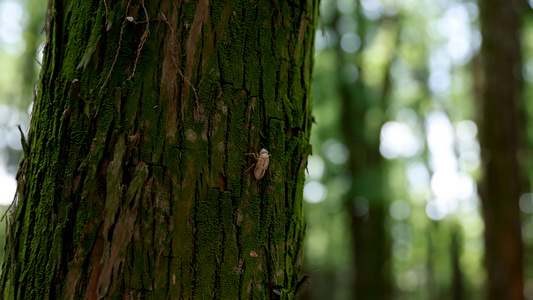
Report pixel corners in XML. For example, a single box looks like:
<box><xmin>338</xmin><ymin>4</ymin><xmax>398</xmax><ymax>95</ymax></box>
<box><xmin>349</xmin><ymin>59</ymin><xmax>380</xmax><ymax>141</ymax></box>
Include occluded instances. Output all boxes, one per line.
<box><xmin>103</xmin><ymin>0</ymin><xmax>108</xmax><ymax>23</ymax></box>
<box><xmin>1</xmin><ymin>197</ymin><xmax>15</xmax><ymax>222</ymax></box>
<box><xmin>159</xmin><ymin>12</ymin><xmax>181</xmax><ymax>71</ymax></box>
<box><xmin>294</xmin><ymin>270</ymin><xmax>318</xmax><ymax>297</ymax></box>
<box><xmin>177</xmin><ymin>68</ymin><xmax>200</xmax><ymax>114</ymax></box>
<box><xmin>135</xmin><ymin>18</ymin><xmax>164</xmax><ymax>24</ymax></box>
<box><xmin>17</xmin><ymin>125</ymin><xmax>28</xmax><ymax>157</ymax></box>
<box><xmin>128</xmin><ymin>0</ymin><xmax>150</xmax><ymax>80</ymax></box>
<box><xmin>2</xmin><ymin>157</ymin><xmax>29</xmax><ymax>222</ymax></box>
<box><xmin>99</xmin><ymin>0</ymin><xmax>132</xmax><ymax>95</ymax></box>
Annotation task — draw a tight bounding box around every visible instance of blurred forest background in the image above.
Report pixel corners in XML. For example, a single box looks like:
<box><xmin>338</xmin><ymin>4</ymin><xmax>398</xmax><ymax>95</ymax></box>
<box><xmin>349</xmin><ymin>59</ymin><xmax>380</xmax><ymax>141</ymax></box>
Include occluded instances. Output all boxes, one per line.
<box><xmin>0</xmin><ymin>0</ymin><xmax>533</xmax><ymax>299</ymax></box>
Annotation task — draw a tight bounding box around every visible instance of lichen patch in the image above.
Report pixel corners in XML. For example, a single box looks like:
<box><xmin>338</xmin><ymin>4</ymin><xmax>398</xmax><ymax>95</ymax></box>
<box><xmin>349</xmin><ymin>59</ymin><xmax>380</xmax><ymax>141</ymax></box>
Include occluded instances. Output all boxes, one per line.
<box><xmin>185</xmin><ymin>129</ymin><xmax>197</xmax><ymax>142</ymax></box>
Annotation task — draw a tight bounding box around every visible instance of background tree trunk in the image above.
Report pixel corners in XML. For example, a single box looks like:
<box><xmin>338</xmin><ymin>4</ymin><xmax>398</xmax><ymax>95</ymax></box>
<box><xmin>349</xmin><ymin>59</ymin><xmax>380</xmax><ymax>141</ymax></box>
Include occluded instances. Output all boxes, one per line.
<box><xmin>1</xmin><ymin>0</ymin><xmax>317</xmax><ymax>298</ymax></box>
<box><xmin>337</xmin><ymin>6</ymin><xmax>395</xmax><ymax>298</ymax></box>
<box><xmin>476</xmin><ymin>0</ymin><xmax>525</xmax><ymax>299</ymax></box>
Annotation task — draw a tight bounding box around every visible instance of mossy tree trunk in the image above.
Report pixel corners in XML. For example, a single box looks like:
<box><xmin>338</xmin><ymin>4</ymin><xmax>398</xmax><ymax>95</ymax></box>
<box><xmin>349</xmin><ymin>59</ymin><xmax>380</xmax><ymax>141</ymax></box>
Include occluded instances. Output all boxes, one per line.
<box><xmin>1</xmin><ymin>0</ymin><xmax>317</xmax><ymax>299</ymax></box>
<box><xmin>476</xmin><ymin>0</ymin><xmax>525</xmax><ymax>299</ymax></box>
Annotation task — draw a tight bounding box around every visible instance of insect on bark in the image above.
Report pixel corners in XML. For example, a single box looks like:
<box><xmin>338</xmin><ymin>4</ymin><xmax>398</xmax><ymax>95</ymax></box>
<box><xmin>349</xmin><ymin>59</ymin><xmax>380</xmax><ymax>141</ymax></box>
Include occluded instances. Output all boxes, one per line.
<box><xmin>245</xmin><ymin>148</ymin><xmax>271</xmax><ymax>180</ymax></box>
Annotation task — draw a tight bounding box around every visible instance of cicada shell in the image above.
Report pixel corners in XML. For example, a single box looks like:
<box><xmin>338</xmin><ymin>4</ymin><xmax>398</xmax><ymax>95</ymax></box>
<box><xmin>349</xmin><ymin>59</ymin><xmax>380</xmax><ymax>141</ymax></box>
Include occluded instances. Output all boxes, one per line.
<box><xmin>253</xmin><ymin>149</ymin><xmax>270</xmax><ymax>180</ymax></box>
<box><xmin>245</xmin><ymin>148</ymin><xmax>271</xmax><ymax>180</ymax></box>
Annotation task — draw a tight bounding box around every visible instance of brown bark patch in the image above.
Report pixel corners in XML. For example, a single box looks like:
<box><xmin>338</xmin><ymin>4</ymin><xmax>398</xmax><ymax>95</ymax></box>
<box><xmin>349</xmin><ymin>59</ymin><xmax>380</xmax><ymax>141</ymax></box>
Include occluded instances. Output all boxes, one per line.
<box><xmin>161</xmin><ymin>10</ymin><xmax>180</xmax><ymax>142</ymax></box>
<box><xmin>182</xmin><ymin>0</ymin><xmax>209</xmax><ymax>119</ymax></box>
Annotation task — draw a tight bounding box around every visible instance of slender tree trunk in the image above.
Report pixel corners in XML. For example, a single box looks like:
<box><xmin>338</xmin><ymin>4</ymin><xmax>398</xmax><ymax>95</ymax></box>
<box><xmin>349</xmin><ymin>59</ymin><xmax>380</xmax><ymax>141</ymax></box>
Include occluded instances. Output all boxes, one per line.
<box><xmin>450</xmin><ymin>226</ymin><xmax>464</xmax><ymax>300</ymax></box>
<box><xmin>337</xmin><ymin>7</ymin><xmax>394</xmax><ymax>299</ymax></box>
<box><xmin>476</xmin><ymin>0</ymin><xmax>525</xmax><ymax>299</ymax></box>
<box><xmin>1</xmin><ymin>0</ymin><xmax>317</xmax><ymax>298</ymax></box>
<box><xmin>341</xmin><ymin>10</ymin><xmax>399</xmax><ymax>300</ymax></box>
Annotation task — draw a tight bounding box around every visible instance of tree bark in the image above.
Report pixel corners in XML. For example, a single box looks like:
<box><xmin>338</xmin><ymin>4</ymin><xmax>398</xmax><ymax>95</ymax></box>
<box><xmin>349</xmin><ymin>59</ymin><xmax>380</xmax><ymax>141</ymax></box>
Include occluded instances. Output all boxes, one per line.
<box><xmin>476</xmin><ymin>0</ymin><xmax>525</xmax><ymax>299</ymax></box>
<box><xmin>1</xmin><ymin>0</ymin><xmax>317</xmax><ymax>299</ymax></box>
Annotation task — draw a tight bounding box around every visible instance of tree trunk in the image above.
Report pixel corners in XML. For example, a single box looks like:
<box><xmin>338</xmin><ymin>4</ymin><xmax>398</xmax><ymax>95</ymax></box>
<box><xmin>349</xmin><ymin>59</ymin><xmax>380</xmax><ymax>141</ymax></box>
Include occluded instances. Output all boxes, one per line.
<box><xmin>450</xmin><ymin>226</ymin><xmax>465</xmax><ymax>300</ymax></box>
<box><xmin>337</xmin><ymin>6</ymin><xmax>394</xmax><ymax>299</ymax></box>
<box><xmin>338</xmin><ymin>34</ymin><xmax>391</xmax><ymax>300</ymax></box>
<box><xmin>476</xmin><ymin>0</ymin><xmax>525</xmax><ymax>299</ymax></box>
<box><xmin>1</xmin><ymin>0</ymin><xmax>317</xmax><ymax>299</ymax></box>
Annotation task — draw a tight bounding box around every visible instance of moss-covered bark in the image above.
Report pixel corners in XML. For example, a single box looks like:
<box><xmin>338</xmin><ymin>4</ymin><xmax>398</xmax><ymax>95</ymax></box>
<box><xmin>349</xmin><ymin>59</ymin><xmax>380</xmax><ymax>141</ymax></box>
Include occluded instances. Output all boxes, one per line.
<box><xmin>476</xmin><ymin>0</ymin><xmax>525</xmax><ymax>299</ymax></box>
<box><xmin>1</xmin><ymin>0</ymin><xmax>317</xmax><ymax>299</ymax></box>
